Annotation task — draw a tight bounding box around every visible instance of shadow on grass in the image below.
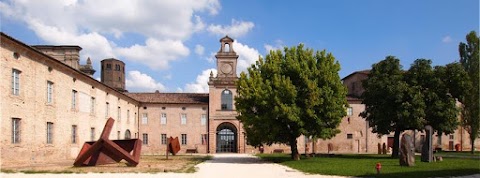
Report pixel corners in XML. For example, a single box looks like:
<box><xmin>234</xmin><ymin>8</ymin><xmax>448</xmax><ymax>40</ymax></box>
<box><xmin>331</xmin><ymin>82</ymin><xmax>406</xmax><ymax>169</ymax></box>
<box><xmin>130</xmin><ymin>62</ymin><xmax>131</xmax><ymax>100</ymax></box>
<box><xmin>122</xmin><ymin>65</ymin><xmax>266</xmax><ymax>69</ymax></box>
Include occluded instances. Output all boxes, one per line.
<box><xmin>361</xmin><ymin>169</ymin><xmax>479</xmax><ymax>178</ymax></box>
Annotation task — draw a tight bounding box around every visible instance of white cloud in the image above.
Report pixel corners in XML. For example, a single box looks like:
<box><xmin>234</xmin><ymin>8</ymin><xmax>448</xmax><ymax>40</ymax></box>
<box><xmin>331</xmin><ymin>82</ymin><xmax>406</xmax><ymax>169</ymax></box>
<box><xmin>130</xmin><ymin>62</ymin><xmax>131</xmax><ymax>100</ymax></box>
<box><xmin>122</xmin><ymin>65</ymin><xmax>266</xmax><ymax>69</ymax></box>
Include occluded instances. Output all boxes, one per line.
<box><xmin>442</xmin><ymin>35</ymin><xmax>452</xmax><ymax>43</ymax></box>
<box><xmin>0</xmin><ymin>0</ymin><xmax>221</xmax><ymax>69</ymax></box>
<box><xmin>184</xmin><ymin>68</ymin><xmax>217</xmax><ymax>93</ymax></box>
<box><xmin>208</xmin><ymin>19</ymin><xmax>254</xmax><ymax>38</ymax></box>
<box><xmin>234</xmin><ymin>41</ymin><xmax>261</xmax><ymax>74</ymax></box>
<box><xmin>264</xmin><ymin>40</ymin><xmax>285</xmax><ymax>53</ymax></box>
<box><xmin>126</xmin><ymin>70</ymin><xmax>166</xmax><ymax>92</ymax></box>
<box><xmin>195</xmin><ymin>44</ymin><xmax>205</xmax><ymax>56</ymax></box>
<box><xmin>116</xmin><ymin>38</ymin><xmax>189</xmax><ymax>69</ymax></box>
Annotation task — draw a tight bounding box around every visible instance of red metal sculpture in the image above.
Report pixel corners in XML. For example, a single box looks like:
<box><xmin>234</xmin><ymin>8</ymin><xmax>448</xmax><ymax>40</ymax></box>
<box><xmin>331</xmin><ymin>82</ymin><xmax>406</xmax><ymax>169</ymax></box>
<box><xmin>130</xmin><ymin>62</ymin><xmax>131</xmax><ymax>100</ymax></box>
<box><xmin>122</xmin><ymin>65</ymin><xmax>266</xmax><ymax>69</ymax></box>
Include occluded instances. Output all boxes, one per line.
<box><xmin>168</xmin><ymin>137</ymin><xmax>181</xmax><ymax>155</ymax></box>
<box><xmin>73</xmin><ymin>118</ymin><xmax>142</xmax><ymax>167</ymax></box>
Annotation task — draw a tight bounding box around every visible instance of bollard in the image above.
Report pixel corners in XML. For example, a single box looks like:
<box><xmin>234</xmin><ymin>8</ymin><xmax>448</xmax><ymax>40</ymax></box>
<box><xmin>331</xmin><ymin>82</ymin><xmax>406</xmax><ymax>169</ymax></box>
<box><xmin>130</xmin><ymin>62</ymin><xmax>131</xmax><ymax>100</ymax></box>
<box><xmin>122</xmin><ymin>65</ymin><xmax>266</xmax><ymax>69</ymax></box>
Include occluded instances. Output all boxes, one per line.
<box><xmin>376</xmin><ymin>162</ymin><xmax>382</xmax><ymax>174</ymax></box>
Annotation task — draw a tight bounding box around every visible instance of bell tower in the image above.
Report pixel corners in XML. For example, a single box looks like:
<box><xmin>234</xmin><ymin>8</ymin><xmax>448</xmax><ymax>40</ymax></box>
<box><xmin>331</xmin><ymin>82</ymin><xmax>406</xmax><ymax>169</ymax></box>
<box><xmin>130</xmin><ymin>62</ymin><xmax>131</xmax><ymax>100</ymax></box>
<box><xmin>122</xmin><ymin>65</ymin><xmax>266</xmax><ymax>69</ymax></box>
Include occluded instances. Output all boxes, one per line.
<box><xmin>208</xmin><ymin>36</ymin><xmax>248</xmax><ymax>153</ymax></box>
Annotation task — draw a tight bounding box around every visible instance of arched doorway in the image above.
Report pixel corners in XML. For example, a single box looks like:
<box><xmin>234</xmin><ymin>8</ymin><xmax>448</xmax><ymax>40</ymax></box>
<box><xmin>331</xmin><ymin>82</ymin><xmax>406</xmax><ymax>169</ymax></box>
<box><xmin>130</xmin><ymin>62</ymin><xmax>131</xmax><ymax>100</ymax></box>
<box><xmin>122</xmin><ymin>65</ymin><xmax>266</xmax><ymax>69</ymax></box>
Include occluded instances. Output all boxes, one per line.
<box><xmin>125</xmin><ymin>129</ymin><xmax>131</xmax><ymax>139</ymax></box>
<box><xmin>216</xmin><ymin>122</ymin><xmax>237</xmax><ymax>153</ymax></box>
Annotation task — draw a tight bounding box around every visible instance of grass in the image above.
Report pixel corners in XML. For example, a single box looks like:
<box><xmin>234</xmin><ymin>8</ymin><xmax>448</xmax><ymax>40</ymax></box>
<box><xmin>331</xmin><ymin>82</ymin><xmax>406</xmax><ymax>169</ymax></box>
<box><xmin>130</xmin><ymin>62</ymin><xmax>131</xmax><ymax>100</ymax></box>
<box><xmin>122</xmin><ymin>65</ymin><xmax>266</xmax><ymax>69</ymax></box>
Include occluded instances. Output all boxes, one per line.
<box><xmin>434</xmin><ymin>151</ymin><xmax>480</xmax><ymax>158</ymax></box>
<box><xmin>258</xmin><ymin>153</ymin><xmax>480</xmax><ymax>178</ymax></box>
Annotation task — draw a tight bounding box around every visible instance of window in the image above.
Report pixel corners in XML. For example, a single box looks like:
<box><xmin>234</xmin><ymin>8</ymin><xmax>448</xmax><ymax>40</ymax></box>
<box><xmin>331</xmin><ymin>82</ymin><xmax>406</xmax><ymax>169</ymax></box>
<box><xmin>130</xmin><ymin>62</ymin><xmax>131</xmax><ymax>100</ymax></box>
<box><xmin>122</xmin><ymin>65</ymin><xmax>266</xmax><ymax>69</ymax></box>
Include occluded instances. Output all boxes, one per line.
<box><xmin>117</xmin><ymin>131</ymin><xmax>121</xmax><ymax>140</ymax></box>
<box><xmin>105</xmin><ymin>102</ymin><xmax>109</xmax><ymax>117</ymax></box>
<box><xmin>12</xmin><ymin>69</ymin><xmax>20</xmax><ymax>95</ymax></box>
<box><xmin>72</xmin><ymin>125</ymin><xmax>77</xmax><ymax>144</ymax></box>
<box><xmin>181</xmin><ymin>113</ymin><xmax>187</xmax><ymax>125</ymax></box>
<box><xmin>161</xmin><ymin>113</ymin><xmax>167</xmax><ymax>125</ymax></box>
<box><xmin>347</xmin><ymin>107</ymin><xmax>353</xmax><ymax>116</ymax></box>
<box><xmin>90</xmin><ymin>97</ymin><xmax>95</xmax><ymax>114</ymax></box>
<box><xmin>142</xmin><ymin>113</ymin><xmax>148</xmax><ymax>124</ymax></box>
<box><xmin>201</xmin><ymin>114</ymin><xmax>207</xmax><ymax>126</ymax></box>
<box><xmin>201</xmin><ymin>134</ymin><xmax>207</xmax><ymax>145</ymax></box>
<box><xmin>161</xmin><ymin>134</ymin><xmax>167</xmax><ymax>144</ymax></box>
<box><xmin>47</xmin><ymin>122</ymin><xmax>53</xmax><ymax>144</ymax></box>
<box><xmin>221</xmin><ymin>89</ymin><xmax>233</xmax><ymax>110</ymax></box>
<box><xmin>347</xmin><ymin>134</ymin><xmax>353</xmax><ymax>139</ymax></box>
<box><xmin>106</xmin><ymin>64</ymin><xmax>112</xmax><ymax>70</ymax></box>
<box><xmin>449</xmin><ymin>134</ymin><xmax>454</xmax><ymax>140</ymax></box>
<box><xmin>71</xmin><ymin>90</ymin><xmax>77</xmax><ymax>110</ymax></box>
<box><xmin>181</xmin><ymin>134</ymin><xmax>187</xmax><ymax>145</ymax></box>
<box><xmin>90</xmin><ymin>127</ymin><xmax>95</xmax><ymax>141</ymax></box>
<box><xmin>143</xmin><ymin>134</ymin><xmax>148</xmax><ymax>145</ymax></box>
<box><xmin>12</xmin><ymin>118</ymin><xmax>20</xmax><ymax>144</ymax></box>
<box><xmin>127</xmin><ymin>110</ymin><xmax>130</xmax><ymax>124</ymax></box>
<box><xmin>118</xmin><ymin>107</ymin><xmax>121</xmax><ymax>122</ymax></box>
<box><xmin>115</xmin><ymin>64</ymin><xmax>121</xmax><ymax>71</ymax></box>
<box><xmin>47</xmin><ymin>81</ymin><xmax>53</xmax><ymax>103</ymax></box>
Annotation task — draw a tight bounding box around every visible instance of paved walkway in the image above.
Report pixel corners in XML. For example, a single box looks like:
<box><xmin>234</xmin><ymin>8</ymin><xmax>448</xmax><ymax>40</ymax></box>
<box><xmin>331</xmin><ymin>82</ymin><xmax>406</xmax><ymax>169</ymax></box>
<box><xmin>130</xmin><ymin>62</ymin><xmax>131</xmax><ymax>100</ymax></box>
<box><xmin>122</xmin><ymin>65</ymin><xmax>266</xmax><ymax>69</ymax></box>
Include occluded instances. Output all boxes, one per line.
<box><xmin>1</xmin><ymin>154</ymin><xmax>479</xmax><ymax>178</ymax></box>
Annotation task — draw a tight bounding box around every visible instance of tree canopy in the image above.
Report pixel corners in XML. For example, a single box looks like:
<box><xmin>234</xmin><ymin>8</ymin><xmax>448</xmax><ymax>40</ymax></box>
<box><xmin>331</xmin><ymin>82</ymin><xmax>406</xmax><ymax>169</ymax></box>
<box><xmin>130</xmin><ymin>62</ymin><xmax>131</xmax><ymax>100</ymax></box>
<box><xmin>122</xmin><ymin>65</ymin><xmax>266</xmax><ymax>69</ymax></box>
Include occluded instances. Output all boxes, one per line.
<box><xmin>235</xmin><ymin>44</ymin><xmax>347</xmax><ymax>160</ymax></box>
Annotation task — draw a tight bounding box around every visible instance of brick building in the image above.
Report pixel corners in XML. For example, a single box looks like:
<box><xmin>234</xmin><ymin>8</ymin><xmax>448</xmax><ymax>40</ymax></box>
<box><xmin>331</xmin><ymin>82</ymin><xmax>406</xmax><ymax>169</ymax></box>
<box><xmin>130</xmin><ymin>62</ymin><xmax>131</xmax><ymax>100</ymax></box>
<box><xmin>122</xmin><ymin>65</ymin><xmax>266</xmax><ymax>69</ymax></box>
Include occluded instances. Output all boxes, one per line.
<box><xmin>1</xmin><ymin>32</ymin><xmax>478</xmax><ymax>166</ymax></box>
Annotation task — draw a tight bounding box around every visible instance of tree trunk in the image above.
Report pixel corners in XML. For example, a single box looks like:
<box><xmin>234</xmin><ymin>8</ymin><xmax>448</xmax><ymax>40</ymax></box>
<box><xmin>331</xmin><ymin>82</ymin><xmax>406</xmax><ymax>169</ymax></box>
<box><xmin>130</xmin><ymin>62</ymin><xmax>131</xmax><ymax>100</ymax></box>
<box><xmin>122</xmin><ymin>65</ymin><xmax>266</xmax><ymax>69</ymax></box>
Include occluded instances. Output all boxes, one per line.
<box><xmin>392</xmin><ymin>129</ymin><xmax>401</xmax><ymax>158</ymax></box>
<box><xmin>471</xmin><ymin>137</ymin><xmax>475</xmax><ymax>154</ymax></box>
<box><xmin>312</xmin><ymin>138</ymin><xmax>316</xmax><ymax>157</ymax></box>
<box><xmin>290</xmin><ymin>137</ymin><xmax>300</xmax><ymax>160</ymax></box>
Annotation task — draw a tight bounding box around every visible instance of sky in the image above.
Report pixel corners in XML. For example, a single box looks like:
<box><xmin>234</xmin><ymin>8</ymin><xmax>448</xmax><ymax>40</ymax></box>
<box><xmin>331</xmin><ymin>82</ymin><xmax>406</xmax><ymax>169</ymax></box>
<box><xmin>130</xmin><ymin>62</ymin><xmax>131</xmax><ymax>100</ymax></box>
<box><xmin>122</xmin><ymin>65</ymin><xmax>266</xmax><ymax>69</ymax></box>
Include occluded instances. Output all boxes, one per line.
<box><xmin>1</xmin><ymin>0</ymin><xmax>478</xmax><ymax>93</ymax></box>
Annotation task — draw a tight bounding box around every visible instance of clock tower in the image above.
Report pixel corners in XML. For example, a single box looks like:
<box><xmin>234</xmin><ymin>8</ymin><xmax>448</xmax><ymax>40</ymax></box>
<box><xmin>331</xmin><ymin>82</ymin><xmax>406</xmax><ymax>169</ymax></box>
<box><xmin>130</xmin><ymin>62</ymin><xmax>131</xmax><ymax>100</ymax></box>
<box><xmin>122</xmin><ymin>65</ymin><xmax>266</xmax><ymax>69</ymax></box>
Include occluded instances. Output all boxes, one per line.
<box><xmin>207</xmin><ymin>36</ymin><xmax>249</xmax><ymax>153</ymax></box>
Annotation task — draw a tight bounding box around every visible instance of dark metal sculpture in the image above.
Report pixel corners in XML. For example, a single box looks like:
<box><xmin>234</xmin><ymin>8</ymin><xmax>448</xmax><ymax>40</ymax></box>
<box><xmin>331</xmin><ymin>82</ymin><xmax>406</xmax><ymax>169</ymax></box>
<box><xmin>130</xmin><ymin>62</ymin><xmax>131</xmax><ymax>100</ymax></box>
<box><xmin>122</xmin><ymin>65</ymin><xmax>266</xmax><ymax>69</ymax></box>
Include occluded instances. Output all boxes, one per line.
<box><xmin>73</xmin><ymin>118</ymin><xmax>142</xmax><ymax>167</ymax></box>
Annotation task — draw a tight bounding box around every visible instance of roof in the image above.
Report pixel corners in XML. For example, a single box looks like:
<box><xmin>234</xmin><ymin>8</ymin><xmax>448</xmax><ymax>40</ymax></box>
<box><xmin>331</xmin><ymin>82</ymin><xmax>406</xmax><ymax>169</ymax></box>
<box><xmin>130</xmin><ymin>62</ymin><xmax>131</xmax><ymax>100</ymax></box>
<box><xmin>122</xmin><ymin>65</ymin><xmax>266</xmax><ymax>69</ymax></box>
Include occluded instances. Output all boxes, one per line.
<box><xmin>126</xmin><ymin>93</ymin><xmax>209</xmax><ymax>104</ymax></box>
<box><xmin>342</xmin><ymin>70</ymin><xmax>370</xmax><ymax>81</ymax></box>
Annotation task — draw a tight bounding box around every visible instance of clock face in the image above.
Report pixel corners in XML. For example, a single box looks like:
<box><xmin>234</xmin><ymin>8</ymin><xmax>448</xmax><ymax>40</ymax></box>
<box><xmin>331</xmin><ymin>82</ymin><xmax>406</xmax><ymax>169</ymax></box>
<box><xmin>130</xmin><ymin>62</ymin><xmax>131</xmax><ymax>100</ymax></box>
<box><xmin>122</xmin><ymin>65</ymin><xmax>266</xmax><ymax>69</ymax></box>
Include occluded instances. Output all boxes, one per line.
<box><xmin>221</xmin><ymin>63</ymin><xmax>233</xmax><ymax>74</ymax></box>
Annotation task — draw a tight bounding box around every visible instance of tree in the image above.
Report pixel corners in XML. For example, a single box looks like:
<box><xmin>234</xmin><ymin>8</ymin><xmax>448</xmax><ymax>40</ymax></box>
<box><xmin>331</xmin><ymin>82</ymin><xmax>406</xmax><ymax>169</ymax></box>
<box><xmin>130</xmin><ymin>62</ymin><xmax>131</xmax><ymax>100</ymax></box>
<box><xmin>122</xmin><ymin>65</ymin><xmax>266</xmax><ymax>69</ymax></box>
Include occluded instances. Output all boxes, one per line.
<box><xmin>361</xmin><ymin>56</ymin><xmax>425</xmax><ymax>158</ymax></box>
<box><xmin>459</xmin><ymin>31</ymin><xmax>480</xmax><ymax>154</ymax></box>
<box><xmin>235</xmin><ymin>44</ymin><xmax>347</xmax><ymax>160</ymax></box>
<box><xmin>405</xmin><ymin>59</ymin><xmax>459</xmax><ymax>136</ymax></box>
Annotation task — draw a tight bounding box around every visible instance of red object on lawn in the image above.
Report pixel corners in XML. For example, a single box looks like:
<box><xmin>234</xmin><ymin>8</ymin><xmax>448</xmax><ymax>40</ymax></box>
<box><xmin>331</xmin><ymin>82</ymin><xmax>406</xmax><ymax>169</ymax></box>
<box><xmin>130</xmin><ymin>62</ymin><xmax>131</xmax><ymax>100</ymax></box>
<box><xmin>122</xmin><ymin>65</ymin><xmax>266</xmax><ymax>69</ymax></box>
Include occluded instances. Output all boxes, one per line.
<box><xmin>73</xmin><ymin>118</ymin><xmax>142</xmax><ymax>167</ymax></box>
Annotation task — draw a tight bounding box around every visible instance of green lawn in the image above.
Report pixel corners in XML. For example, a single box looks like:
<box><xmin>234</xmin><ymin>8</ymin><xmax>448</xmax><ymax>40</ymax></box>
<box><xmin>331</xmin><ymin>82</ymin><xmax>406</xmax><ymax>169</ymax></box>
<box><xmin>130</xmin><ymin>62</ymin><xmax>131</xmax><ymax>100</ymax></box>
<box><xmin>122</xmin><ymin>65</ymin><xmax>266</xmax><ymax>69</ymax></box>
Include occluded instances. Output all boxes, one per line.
<box><xmin>258</xmin><ymin>154</ymin><xmax>480</xmax><ymax>178</ymax></box>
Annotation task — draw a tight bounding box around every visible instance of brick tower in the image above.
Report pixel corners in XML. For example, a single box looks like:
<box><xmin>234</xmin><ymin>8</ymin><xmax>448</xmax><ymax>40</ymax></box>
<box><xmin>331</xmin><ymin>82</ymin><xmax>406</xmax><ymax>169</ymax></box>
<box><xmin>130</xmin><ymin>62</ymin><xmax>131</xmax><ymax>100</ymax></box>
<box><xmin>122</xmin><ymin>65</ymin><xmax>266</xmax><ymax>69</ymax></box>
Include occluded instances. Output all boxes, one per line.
<box><xmin>101</xmin><ymin>58</ymin><xmax>126</xmax><ymax>92</ymax></box>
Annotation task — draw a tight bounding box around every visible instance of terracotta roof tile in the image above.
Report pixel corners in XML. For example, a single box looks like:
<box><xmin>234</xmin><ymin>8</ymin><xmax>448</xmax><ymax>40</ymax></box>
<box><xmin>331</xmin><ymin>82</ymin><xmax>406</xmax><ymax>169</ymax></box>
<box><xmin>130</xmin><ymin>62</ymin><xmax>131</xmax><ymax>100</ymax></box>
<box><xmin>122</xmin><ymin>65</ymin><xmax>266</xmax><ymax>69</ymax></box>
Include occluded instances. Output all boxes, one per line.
<box><xmin>126</xmin><ymin>93</ymin><xmax>209</xmax><ymax>104</ymax></box>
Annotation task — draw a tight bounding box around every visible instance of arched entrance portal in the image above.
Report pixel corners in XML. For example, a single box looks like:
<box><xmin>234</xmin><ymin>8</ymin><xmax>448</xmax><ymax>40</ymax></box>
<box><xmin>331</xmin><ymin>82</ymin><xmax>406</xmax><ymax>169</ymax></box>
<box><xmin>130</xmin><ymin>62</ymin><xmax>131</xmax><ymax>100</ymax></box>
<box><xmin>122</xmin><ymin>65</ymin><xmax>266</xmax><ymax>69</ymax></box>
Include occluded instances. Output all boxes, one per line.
<box><xmin>216</xmin><ymin>123</ymin><xmax>237</xmax><ymax>153</ymax></box>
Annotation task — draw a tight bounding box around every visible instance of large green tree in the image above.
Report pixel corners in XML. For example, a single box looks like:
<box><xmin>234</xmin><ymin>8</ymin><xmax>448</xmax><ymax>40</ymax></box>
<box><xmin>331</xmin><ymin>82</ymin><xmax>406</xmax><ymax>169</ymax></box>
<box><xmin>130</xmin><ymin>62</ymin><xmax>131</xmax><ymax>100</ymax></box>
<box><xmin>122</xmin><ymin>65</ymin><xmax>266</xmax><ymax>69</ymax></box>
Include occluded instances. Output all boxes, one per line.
<box><xmin>361</xmin><ymin>56</ymin><xmax>426</xmax><ymax>158</ymax></box>
<box><xmin>405</xmin><ymin>59</ymin><xmax>459</xmax><ymax>135</ymax></box>
<box><xmin>459</xmin><ymin>31</ymin><xmax>480</xmax><ymax>153</ymax></box>
<box><xmin>236</xmin><ymin>44</ymin><xmax>347</xmax><ymax>160</ymax></box>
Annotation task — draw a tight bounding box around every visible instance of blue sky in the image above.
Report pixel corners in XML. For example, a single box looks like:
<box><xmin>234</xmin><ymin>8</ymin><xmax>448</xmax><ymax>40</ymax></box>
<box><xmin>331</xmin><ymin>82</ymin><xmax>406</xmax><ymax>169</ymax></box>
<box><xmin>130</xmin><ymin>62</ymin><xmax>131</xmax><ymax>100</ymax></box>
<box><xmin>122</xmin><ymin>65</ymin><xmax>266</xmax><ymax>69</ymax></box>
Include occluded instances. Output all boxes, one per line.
<box><xmin>1</xmin><ymin>0</ymin><xmax>478</xmax><ymax>93</ymax></box>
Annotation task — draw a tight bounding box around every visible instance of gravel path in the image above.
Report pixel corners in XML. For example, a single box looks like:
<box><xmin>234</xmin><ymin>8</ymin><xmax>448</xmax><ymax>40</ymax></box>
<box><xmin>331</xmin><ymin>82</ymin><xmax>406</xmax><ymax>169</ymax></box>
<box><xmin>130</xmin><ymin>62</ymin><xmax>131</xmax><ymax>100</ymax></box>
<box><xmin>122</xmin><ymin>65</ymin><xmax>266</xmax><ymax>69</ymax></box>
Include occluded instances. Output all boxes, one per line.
<box><xmin>1</xmin><ymin>154</ymin><xmax>478</xmax><ymax>178</ymax></box>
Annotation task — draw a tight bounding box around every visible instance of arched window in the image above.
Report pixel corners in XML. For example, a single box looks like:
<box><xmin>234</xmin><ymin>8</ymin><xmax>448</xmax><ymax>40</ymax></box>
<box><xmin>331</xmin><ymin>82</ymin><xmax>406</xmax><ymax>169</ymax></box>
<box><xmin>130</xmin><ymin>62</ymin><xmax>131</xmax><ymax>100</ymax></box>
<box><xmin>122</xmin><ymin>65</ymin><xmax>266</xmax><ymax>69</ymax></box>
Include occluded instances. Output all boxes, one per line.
<box><xmin>221</xmin><ymin>89</ymin><xmax>233</xmax><ymax>110</ymax></box>
<box><xmin>224</xmin><ymin>43</ymin><xmax>230</xmax><ymax>52</ymax></box>
<box><xmin>125</xmin><ymin>129</ymin><xmax>131</xmax><ymax>139</ymax></box>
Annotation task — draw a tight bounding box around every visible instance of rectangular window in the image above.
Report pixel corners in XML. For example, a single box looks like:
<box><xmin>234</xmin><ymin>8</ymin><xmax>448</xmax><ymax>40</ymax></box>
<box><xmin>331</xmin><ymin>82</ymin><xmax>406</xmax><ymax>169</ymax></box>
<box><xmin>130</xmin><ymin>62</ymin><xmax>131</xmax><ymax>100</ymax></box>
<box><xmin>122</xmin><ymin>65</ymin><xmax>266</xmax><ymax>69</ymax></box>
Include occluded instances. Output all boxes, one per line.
<box><xmin>118</xmin><ymin>107</ymin><xmax>121</xmax><ymax>122</ymax></box>
<box><xmin>47</xmin><ymin>122</ymin><xmax>53</xmax><ymax>144</ymax></box>
<box><xmin>161</xmin><ymin>134</ymin><xmax>167</xmax><ymax>144</ymax></box>
<box><xmin>347</xmin><ymin>133</ymin><xmax>353</xmax><ymax>139</ymax></box>
<box><xmin>161</xmin><ymin>113</ymin><xmax>167</xmax><ymax>125</ymax></box>
<box><xmin>12</xmin><ymin>118</ymin><xmax>20</xmax><ymax>144</ymax></box>
<box><xmin>347</xmin><ymin>107</ymin><xmax>353</xmax><ymax>116</ymax></box>
<box><xmin>142</xmin><ymin>113</ymin><xmax>148</xmax><ymax>124</ymax></box>
<box><xmin>105</xmin><ymin>102</ymin><xmax>109</xmax><ymax>117</ymax></box>
<box><xmin>91</xmin><ymin>127</ymin><xmax>95</xmax><ymax>141</ymax></box>
<box><xmin>12</xmin><ymin>69</ymin><xmax>20</xmax><ymax>95</ymax></box>
<box><xmin>449</xmin><ymin>134</ymin><xmax>454</xmax><ymax>140</ymax></box>
<box><xmin>201</xmin><ymin>114</ymin><xmax>207</xmax><ymax>126</ymax></box>
<box><xmin>181</xmin><ymin>113</ymin><xmax>187</xmax><ymax>125</ymax></box>
<box><xmin>127</xmin><ymin>110</ymin><xmax>130</xmax><ymax>124</ymax></box>
<box><xmin>71</xmin><ymin>90</ymin><xmax>77</xmax><ymax>110</ymax></box>
<box><xmin>143</xmin><ymin>133</ymin><xmax>148</xmax><ymax>145</ymax></box>
<box><xmin>117</xmin><ymin>131</ymin><xmax>121</xmax><ymax>140</ymax></box>
<box><xmin>201</xmin><ymin>134</ymin><xmax>207</xmax><ymax>145</ymax></box>
<box><xmin>90</xmin><ymin>97</ymin><xmax>95</xmax><ymax>114</ymax></box>
<box><xmin>47</xmin><ymin>81</ymin><xmax>53</xmax><ymax>103</ymax></box>
<box><xmin>181</xmin><ymin>134</ymin><xmax>187</xmax><ymax>145</ymax></box>
<box><xmin>72</xmin><ymin>125</ymin><xmax>77</xmax><ymax>144</ymax></box>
